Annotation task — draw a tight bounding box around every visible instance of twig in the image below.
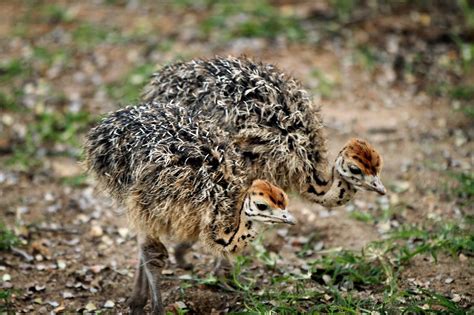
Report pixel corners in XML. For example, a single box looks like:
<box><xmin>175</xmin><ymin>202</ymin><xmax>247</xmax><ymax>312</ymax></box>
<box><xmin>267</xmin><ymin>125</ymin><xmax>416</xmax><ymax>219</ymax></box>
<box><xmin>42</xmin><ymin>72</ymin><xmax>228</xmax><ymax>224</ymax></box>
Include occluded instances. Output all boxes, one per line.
<box><xmin>11</xmin><ymin>246</ymin><xmax>34</xmax><ymax>262</ymax></box>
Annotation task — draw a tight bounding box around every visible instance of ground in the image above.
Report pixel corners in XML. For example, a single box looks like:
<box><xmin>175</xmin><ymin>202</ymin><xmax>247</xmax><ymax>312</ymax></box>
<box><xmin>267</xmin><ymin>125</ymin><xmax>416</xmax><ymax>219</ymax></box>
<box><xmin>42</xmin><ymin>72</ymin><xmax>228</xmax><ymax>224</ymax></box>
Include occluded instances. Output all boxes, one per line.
<box><xmin>0</xmin><ymin>0</ymin><xmax>473</xmax><ymax>314</ymax></box>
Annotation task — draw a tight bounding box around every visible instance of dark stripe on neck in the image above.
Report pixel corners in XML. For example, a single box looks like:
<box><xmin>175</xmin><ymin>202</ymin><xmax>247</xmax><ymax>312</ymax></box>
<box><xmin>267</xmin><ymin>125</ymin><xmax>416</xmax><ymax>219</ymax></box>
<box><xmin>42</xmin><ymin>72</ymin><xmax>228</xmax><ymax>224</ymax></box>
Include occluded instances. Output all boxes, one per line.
<box><xmin>315</xmin><ymin>175</ymin><xmax>329</xmax><ymax>186</ymax></box>
<box><xmin>339</xmin><ymin>188</ymin><xmax>345</xmax><ymax>199</ymax></box>
<box><xmin>308</xmin><ymin>185</ymin><xmax>325</xmax><ymax>196</ymax></box>
<box><xmin>214</xmin><ymin>193</ymin><xmax>247</xmax><ymax>248</ymax></box>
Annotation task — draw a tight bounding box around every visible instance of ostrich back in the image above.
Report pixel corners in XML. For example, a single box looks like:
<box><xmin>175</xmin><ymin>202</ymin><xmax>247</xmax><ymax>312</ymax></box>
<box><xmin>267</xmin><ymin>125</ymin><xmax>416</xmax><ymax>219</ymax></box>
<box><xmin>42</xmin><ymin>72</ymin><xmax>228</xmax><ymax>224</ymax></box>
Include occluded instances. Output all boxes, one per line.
<box><xmin>84</xmin><ymin>102</ymin><xmax>244</xmax><ymax>237</ymax></box>
<box><xmin>143</xmin><ymin>56</ymin><xmax>329</xmax><ymax>191</ymax></box>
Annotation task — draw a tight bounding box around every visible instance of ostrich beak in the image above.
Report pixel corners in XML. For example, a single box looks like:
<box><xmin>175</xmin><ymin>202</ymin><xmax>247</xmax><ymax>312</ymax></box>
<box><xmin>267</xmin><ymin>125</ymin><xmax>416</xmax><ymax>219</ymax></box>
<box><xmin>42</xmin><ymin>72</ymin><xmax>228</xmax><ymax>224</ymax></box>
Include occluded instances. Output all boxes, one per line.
<box><xmin>269</xmin><ymin>209</ymin><xmax>297</xmax><ymax>225</ymax></box>
<box><xmin>370</xmin><ymin>176</ymin><xmax>386</xmax><ymax>195</ymax></box>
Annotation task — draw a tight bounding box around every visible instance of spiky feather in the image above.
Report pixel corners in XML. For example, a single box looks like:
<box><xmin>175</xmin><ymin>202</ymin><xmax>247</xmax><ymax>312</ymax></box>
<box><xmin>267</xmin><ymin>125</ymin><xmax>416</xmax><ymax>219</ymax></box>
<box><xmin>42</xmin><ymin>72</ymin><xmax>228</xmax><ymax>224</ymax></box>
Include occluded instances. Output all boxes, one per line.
<box><xmin>143</xmin><ymin>56</ymin><xmax>329</xmax><ymax>194</ymax></box>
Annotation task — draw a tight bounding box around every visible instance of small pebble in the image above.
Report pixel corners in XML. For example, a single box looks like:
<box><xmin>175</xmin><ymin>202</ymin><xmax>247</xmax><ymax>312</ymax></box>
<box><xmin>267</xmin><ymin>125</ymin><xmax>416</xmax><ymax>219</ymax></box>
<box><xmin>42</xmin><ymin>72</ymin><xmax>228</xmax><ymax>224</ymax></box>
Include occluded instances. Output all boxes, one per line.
<box><xmin>452</xmin><ymin>294</ymin><xmax>461</xmax><ymax>303</ymax></box>
<box><xmin>2</xmin><ymin>274</ymin><xmax>11</xmax><ymax>282</ymax></box>
<box><xmin>57</xmin><ymin>260</ymin><xmax>66</xmax><ymax>270</ymax></box>
<box><xmin>90</xmin><ymin>265</ymin><xmax>105</xmax><ymax>274</ymax></box>
<box><xmin>175</xmin><ymin>301</ymin><xmax>187</xmax><ymax>309</ymax></box>
<box><xmin>90</xmin><ymin>225</ymin><xmax>103</xmax><ymax>237</ymax></box>
<box><xmin>85</xmin><ymin>302</ymin><xmax>97</xmax><ymax>311</ymax></box>
<box><xmin>391</xmin><ymin>180</ymin><xmax>410</xmax><ymax>193</ymax></box>
<box><xmin>62</xmin><ymin>291</ymin><xmax>74</xmax><ymax>299</ymax></box>
<box><xmin>104</xmin><ymin>300</ymin><xmax>115</xmax><ymax>308</ymax></box>
<box><xmin>118</xmin><ymin>228</ymin><xmax>129</xmax><ymax>238</ymax></box>
<box><xmin>179</xmin><ymin>274</ymin><xmax>193</xmax><ymax>280</ymax></box>
<box><xmin>322</xmin><ymin>274</ymin><xmax>332</xmax><ymax>284</ymax></box>
<box><xmin>444</xmin><ymin>277</ymin><xmax>454</xmax><ymax>284</ymax></box>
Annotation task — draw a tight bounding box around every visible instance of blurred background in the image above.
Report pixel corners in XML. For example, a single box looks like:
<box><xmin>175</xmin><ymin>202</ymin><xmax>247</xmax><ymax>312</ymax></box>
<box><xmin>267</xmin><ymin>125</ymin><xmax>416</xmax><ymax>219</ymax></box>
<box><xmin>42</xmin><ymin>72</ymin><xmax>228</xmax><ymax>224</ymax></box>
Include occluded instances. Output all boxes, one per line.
<box><xmin>0</xmin><ymin>0</ymin><xmax>473</xmax><ymax>313</ymax></box>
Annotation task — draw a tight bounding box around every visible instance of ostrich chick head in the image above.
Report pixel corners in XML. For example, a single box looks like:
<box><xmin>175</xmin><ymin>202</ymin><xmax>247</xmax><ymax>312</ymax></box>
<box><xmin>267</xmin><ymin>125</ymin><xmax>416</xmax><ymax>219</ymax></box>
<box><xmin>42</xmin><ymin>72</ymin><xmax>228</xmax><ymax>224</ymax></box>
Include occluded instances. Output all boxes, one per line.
<box><xmin>244</xmin><ymin>179</ymin><xmax>295</xmax><ymax>225</ymax></box>
<box><xmin>336</xmin><ymin>138</ymin><xmax>386</xmax><ymax>195</ymax></box>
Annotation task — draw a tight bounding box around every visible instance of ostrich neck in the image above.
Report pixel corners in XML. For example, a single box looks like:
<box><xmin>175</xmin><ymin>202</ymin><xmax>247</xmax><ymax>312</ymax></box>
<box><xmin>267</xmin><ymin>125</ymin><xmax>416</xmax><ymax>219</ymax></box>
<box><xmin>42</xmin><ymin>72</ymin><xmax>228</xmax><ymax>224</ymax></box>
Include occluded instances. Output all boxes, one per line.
<box><xmin>223</xmin><ymin>195</ymin><xmax>258</xmax><ymax>258</ymax></box>
<box><xmin>303</xmin><ymin>162</ymin><xmax>357</xmax><ymax>208</ymax></box>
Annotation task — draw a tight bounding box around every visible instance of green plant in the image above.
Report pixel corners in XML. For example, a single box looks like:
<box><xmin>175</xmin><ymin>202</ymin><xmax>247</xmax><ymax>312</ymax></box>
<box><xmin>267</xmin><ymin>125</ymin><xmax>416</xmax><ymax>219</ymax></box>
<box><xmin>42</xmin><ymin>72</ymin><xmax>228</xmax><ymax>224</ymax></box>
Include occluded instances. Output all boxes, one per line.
<box><xmin>107</xmin><ymin>63</ymin><xmax>157</xmax><ymax>103</ymax></box>
<box><xmin>6</xmin><ymin>110</ymin><xmax>97</xmax><ymax>170</ymax></box>
<box><xmin>61</xmin><ymin>174</ymin><xmax>88</xmax><ymax>187</ymax></box>
<box><xmin>200</xmin><ymin>0</ymin><xmax>305</xmax><ymax>42</ymax></box>
<box><xmin>0</xmin><ymin>222</ymin><xmax>18</xmax><ymax>251</ymax></box>
<box><xmin>0</xmin><ymin>92</ymin><xmax>16</xmax><ymax>111</ymax></box>
<box><xmin>354</xmin><ymin>45</ymin><xmax>380</xmax><ymax>71</ymax></box>
<box><xmin>446</xmin><ymin>171</ymin><xmax>474</xmax><ymax>206</ymax></box>
<box><xmin>42</xmin><ymin>4</ymin><xmax>73</xmax><ymax>24</ymax></box>
<box><xmin>311</xmin><ymin>250</ymin><xmax>386</xmax><ymax>289</ymax></box>
<box><xmin>385</xmin><ymin>218</ymin><xmax>474</xmax><ymax>264</ymax></box>
<box><xmin>33</xmin><ymin>46</ymin><xmax>70</xmax><ymax>66</ymax></box>
<box><xmin>34</xmin><ymin>111</ymin><xmax>93</xmax><ymax>145</ymax></box>
<box><xmin>0</xmin><ymin>59</ymin><xmax>30</xmax><ymax>83</ymax></box>
<box><xmin>458</xmin><ymin>0</ymin><xmax>474</xmax><ymax>29</ymax></box>
<box><xmin>0</xmin><ymin>289</ymin><xmax>14</xmax><ymax>313</ymax></box>
<box><xmin>72</xmin><ymin>23</ymin><xmax>126</xmax><ymax>48</ymax></box>
<box><xmin>349</xmin><ymin>210</ymin><xmax>375</xmax><ymax>223</ymax></box>
<box><xmin>311</xmin><ymin>69</ymin><xmax>336</xmax><ymax>98</ymax></box>
<box><xmin>330</xmin><ymin>0</ymin><xmax>357</xmax><ymax>22</ymax></box>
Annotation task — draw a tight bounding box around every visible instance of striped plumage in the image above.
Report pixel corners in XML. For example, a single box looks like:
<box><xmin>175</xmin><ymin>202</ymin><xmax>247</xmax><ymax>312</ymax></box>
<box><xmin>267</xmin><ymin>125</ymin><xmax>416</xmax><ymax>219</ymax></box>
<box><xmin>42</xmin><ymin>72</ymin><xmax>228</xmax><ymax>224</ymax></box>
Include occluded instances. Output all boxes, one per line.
<box><xmin>84</xmin><ymin>101</ymin><xmax>294</xmax><ymax>314</ymax></box>
<box><xmin>143</xmin><ymin>56</ymin><xmax>386</xmax><ymax>207</ymax></box>
<box><xmin>86</xmin><ymin>101</ymin><xmax>268</xmax><ymax>247</ymax></box>
<box><xmin>143</xmin><ymin>56</ymin><xmax>328</xmax><ymax>195</ymax></box>
<box><xmin>85</xmin><ymin>56</ymin><xmax>385</xmax><ymax>314</ymax></box>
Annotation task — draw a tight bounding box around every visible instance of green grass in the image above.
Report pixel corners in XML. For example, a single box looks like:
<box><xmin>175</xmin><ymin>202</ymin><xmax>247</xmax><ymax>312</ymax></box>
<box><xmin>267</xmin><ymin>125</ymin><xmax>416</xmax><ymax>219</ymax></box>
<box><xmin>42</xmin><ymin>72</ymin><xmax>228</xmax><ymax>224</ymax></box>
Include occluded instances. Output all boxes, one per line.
<box><xmin>459</xmin><ymin>104</ymin><xmax>474</xmax><ymax>118</ymax></box>
<box><xmin>6</xmin><ymin>111</ymin><xmax>97</xmax><ymax>170</ymax></box>
<box><xmin>61</xmin><ymin>174</ymin><xmax>88</xmax><ymax>187</ymax></box>
<box><xmin>445</xmin><ymin>171</ymin><xmax>474</xmax><ymax>206</ymax></box>
<box><xmin>30</xmin><ymin>111</ymin><xmax>94</xmax><ymax>146</ymax></box>
<box><xmin>72</xmin><ymin>23</ymin><xmax>110</xmax><ymax>48</ymax></box>
<box><xmin>0</xmin><ymin>59</ymin><xmax>30</xmax><ymax>84</ymax></box>
<box><xmin>458</xmin><ymin>0</ymin><xmax>474</xmax><ymax>30</ymax></box>
<box><xmin>349</xmin><ymin>209</ymin><xmax>375</xmax><ymax>223</ymax></box>
<box><xmin>180</xmin><ymin>216</ymin><xmax>472</xmax><ymax>313</ymax></box>
<box><xmin>449</xmin><ymin>85</ymin><xmax>474</xmax><ymax>101</ymax></box>
<box><xmin>0</xmin><ymin>222</ymin><xmax>18</xmax><ymax>251</ymax></box>
<box><xmin>330</xmin><ymin>0</ymin><xmax>358</xmax><ymax>23</ymax></box>
<box><xmin>354</xmin><ymin>45</ymin><xmax>381</xmax><ymax>72</ymax></box>
<box><xmin>33</xmin><ymin>46</ymin><xmax>71</xmax><ymax>67</ymax></box>
<box><xmin>310</xmin><ymin>69</ymin><xmax>336</xmax><ymax>98</ymax></box>
<box><xmin>0</xmin><ymin>91</ymin><xmax>17</xmax><ymax>111</ymax></box>
<box><xmin>0</xmin><ymin>289</ymin><xmax>14</xmax><ymax>313</ymax></box>
<box><xmin>107</xmin><ymin>63</ymin><xmax>157</xmax><ymax>104</ymax></box>
<box><xmin>311</xmin><ymin>250</ymin><xmax>386</xmax><ymax>288</ymax></box>
<box><xmin>72</xmin><ymin>23</ymin><xmax>129</xmax><ymax>49</ymax></box>
<box><xmin>199</xmin><ymin>0</ymin><xmax>305</xmax><ymax>42</ymax></box>
<box><xmin>41</xmin><ymin>4</ymin><xmax>74</xmax><ymax>24</ymax></box>
<box><xmin>429</xmin><ymin>83</ymin><xmax>474</xmax><ymax>119</ymax></box>
<box><xmin>385</xmin><ymin>220</ymin><xmax>474</xmax><ymax>264</ymax></box>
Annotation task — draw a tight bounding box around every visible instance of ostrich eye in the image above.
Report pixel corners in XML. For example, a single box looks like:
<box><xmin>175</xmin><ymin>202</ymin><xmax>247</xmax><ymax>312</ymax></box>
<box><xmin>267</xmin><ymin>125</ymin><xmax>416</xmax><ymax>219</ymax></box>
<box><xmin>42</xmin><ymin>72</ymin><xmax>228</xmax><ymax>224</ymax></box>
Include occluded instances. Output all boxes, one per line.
<box><xmin>255</xmin><ymin>203</ymin><xmax>269</xmax><ymax>211</ymax></box>
<box><xmin>349</xmin><ymin>165</ymin><xmax>362</xmax><ymax>175</ymax></box>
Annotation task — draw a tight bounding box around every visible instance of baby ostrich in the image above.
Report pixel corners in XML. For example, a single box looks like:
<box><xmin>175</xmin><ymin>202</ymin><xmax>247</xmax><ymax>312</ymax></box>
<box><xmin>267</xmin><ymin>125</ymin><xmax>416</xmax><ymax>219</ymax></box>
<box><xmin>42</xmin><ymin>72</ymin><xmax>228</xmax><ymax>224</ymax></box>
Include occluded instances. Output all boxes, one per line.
<box><xmin>84</xmin><ymin>102</ymin><xmax>295</xmax><ymax>314</ymax></box>
<box><xmin>142</xmin><ymin>56</ymin><xmax>386</xmax><ymax>207</ymax></box>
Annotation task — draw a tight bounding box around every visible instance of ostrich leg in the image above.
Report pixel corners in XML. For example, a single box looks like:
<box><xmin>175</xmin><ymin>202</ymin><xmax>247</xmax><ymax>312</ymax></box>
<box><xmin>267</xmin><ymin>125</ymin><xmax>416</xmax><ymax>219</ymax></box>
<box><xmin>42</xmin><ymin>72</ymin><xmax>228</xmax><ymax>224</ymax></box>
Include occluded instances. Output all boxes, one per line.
<box><xmin>142</xmin><ymin>236</ymin><xmax>169</xmax><ymax>315</ymax></box>
<box><xmin>127</xmin><ymin>249</ymin><xmax>149</xmax><ymax>315</ymax></box>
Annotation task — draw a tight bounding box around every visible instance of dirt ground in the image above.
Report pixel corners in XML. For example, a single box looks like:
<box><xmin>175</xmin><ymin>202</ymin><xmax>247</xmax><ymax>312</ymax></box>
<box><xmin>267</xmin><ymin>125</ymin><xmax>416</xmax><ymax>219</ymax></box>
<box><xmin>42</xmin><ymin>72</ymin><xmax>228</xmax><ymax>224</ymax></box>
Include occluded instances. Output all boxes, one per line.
<box><xmin>0</xmin><ymin>1</ymin><xmax>472</xmax><ymax>313</ymax></box>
